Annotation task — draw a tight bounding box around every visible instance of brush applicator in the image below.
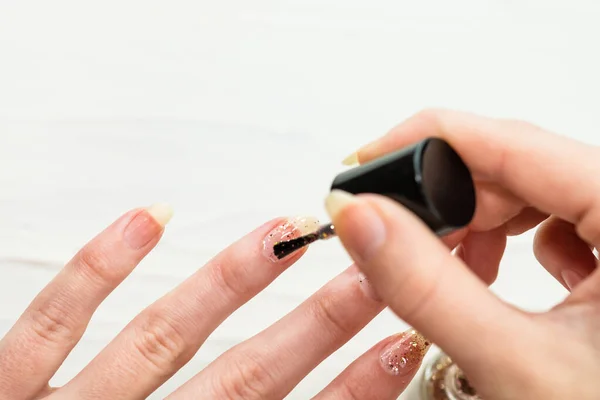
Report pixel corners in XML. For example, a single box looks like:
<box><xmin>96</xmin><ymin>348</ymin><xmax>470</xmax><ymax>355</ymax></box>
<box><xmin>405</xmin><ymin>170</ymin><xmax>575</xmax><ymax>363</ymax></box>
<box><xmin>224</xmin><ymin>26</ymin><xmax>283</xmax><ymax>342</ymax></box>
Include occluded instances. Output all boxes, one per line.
<box><xmin>273</xmin><ymin>137</ymin><xmax>476</xmax><ymax>259</ymax></box>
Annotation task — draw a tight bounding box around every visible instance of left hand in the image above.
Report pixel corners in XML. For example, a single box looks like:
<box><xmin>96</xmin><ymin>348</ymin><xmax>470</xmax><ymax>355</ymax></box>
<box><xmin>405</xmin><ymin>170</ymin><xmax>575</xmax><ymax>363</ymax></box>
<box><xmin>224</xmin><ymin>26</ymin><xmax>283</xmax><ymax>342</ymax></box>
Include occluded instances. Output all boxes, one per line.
<box><xmin>0</xmin><ymin>205</ymin><xmax>429</xmax><ymax>399</ymax></box>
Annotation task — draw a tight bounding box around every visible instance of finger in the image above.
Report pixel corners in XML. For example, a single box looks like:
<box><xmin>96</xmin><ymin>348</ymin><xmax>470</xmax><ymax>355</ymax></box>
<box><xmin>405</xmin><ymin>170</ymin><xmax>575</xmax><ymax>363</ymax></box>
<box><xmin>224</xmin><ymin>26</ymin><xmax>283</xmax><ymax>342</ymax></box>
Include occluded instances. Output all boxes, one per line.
<box><xmin>325</xmin><ymin>191</ymin><xmax>535</xmax><ymax>376</ymax></box>
<box><xmin>504</xmin><ymin>207</ymin><xmax>548</xmax><ymax>236</ymax></box>
<box><xmin>456</xmin><ymin>227</ymin><xmax>506</xmax><ymax>286</ymax></box>
<box><xmin>168</xmin><ymin>265</ymin><xmax>383</xmax><ymax>399</ymax></box>
<box><xmin>533</xmin><ymin>216</ymin><xmax>597</xmax><ymax>292</ymax></box>
<box><xmin>394</xmin><ymin>182</ymin><xmax>528</xmax><ymax>245</ymax></box>
<box><xmin>0</xmin><ymin>204</ymin><xmax>171</xmax><ymax>399</ymax></box>
<box><xmin>53</xmin><ymin>216</ymin><xmax>318</xmax><ymax>400</ymax></box>
<box><xmin>454</xmin><ymin>207</ymin><xmax>546</xmax><ymax>286</ymax></box>
<box><xmin>313</xmin><ymin>329</ymin><xmax>431</xmax><ymax>400</ymax></box>
<box><xmin>355</xmin><ymin>109</ymin><xmax>600</xmax><ymax>246</ymax></box>
<box><xmin>469</xmin><ymin>181</ymin><xmax>526</xmax><ymax>231</ymax></box>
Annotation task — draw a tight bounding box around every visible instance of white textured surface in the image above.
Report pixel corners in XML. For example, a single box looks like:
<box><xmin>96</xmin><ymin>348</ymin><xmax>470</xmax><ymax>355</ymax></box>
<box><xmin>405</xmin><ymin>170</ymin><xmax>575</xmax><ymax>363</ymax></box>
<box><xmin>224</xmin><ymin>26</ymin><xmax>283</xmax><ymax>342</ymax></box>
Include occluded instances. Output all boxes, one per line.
<box><xmin>1</xmin><ymin>1</ymin><xmax>599</xmax><ymax>398</ymax></box>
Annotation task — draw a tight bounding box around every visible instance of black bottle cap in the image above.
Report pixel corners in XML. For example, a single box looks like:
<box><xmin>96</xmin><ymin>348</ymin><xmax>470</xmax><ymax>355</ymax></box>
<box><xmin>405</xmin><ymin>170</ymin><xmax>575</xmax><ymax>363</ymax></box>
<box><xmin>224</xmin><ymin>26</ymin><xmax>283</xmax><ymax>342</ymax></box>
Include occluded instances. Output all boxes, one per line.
<box><xmin>330</xmin><ymin>137</ymin><xmax>476</xmax><ymax>235</ymax></box>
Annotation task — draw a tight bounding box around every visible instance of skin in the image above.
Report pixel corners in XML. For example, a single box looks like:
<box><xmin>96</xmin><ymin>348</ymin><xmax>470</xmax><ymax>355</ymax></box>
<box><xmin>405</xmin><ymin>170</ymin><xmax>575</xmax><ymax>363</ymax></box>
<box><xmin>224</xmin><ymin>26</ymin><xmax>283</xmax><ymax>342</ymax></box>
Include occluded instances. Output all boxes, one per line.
<box><xmin>0</xmin><ymin>208</ymin><xmax>424</xmax><ymax>400</ymax></box>
<box><xmin>327</xmin><ymin>109</ymin><xmax>600</xmax><ymax>399</ymax></box>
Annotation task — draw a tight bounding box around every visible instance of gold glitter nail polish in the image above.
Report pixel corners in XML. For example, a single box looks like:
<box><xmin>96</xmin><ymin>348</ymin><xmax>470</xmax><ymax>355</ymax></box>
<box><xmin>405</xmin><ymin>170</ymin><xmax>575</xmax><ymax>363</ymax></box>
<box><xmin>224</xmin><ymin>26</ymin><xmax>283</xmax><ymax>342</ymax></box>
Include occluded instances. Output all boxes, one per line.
<box><xmin>380</xmin><ymin>329</ymin><xmax>431</xmax><ymax>376</ymax></box>
<box><xmin>420</xmin><ymin>351</ymin><xmax>482</xmax><ymax>400</ymax></box>
<box><xmin>262</xmin><ymin>216</ymin><xmax>320</xmax><ymax>262</ymax></box>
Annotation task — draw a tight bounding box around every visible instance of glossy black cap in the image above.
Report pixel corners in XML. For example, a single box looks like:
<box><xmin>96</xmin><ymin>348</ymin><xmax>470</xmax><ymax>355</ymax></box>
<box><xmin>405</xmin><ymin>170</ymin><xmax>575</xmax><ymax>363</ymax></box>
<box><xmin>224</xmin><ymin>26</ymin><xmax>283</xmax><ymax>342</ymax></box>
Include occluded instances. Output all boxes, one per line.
<box><xmin>330</xmin><ymin>137</ymin><xmax>476</xmax><ymax>235</ymax></box>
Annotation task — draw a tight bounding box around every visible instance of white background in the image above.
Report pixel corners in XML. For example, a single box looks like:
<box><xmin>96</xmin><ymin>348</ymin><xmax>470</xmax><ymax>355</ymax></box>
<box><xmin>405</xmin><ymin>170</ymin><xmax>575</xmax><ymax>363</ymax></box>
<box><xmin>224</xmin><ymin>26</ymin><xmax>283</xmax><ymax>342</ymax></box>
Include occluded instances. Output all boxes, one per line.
<box><xmin>0</xmin><ymin>1</ymin><xmax>598</xmax><ymax>398</ymax></box>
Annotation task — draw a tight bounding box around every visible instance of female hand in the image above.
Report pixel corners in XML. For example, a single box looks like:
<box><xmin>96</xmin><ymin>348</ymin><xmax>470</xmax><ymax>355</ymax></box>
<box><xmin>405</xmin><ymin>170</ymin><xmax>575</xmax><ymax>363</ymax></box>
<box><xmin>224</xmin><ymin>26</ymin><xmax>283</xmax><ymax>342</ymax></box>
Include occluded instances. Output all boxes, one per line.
<box><xmin>0</xmin><ymin>205</ymin><xmax>430</xmax><ymax>400</ymax></box>
<box><xmin>329</xmin><ymin>109</ymin><xmax>600</xmax><ymax>399</ymax></box>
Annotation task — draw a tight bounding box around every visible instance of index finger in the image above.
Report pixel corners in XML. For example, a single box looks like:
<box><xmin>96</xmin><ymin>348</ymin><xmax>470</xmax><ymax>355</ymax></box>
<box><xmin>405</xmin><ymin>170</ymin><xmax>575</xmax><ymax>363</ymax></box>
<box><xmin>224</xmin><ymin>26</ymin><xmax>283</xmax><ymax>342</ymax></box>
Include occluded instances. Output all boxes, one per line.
<box><xmin>356</xmin><ymin>109</ymin><xmax>600</xmax><ymax>245</ymax></box>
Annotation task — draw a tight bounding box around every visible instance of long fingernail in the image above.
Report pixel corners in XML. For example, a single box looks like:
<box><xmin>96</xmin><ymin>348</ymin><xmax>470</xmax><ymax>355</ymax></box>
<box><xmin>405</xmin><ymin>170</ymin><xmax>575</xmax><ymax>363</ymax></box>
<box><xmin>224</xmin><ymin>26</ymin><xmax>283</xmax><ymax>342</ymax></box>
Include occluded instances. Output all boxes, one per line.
<box><xmin>325</xmin><ymin>190</ymin><xmax>386</xmax><ymax>263</ymax></box>
<box><xmin>358</xmin><ymin>271</ymin><xmax>381</xmax><ymax>301</ymax></box>
<box><xmin>262</xmin><ymin>216</ymin><xmax>320</xmax><ymax>262</ymax></box>
<box><xmin>380</xmin><ymin>329</ymin><xmax>432</xmax><ymax>376</ymax></box>
<box><xmin>146</xmin><ymin>203</ymin><xmax>174</xmax><ymax>227</ymax></box>
<box><xmin>562</xmin><ymin>269</ymin><xmax>585</xmax><ymax>291</ymax></box>
<box><xmin>124</xmin><ymin>203</ymin><xmax>173</xmax><ymax>249</ymax></box>
<box><xmin>342</xmin><ymin>152</ymin><xmax>359</xmax><ymax>166</ymax></box>
<box><xmin>325</xmin><ymin>190</ymin><xmax>359</xmax><ymax>220</ymax></box>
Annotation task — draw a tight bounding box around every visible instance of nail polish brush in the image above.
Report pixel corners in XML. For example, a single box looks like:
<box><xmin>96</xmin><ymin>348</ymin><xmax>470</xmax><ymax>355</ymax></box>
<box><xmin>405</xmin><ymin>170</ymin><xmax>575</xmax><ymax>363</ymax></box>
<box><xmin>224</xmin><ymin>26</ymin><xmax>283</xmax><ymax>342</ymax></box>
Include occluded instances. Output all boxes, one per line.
<box><xmin>273</xmin><ymin>137</ymin><xmax>477</xmax><ymax>259</ymax></box>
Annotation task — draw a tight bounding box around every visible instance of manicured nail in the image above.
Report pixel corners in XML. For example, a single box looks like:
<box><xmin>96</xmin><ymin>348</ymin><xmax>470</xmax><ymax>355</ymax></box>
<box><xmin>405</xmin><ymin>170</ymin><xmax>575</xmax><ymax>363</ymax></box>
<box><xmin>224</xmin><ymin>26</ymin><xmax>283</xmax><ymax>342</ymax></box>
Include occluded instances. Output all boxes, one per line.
<box><xmin>358</xmin><ymin>271</ymin><xmax>381</xmax><ymax>301</ymax></box>
<box><xmin>262</xmin><ymin>216</ymin><xmax>320</xmax><ymax>262</ymax></box>
<box><xmin>325</xmin><ymin>190</ymin><xmax>386</xmax><ymax>263</ymax></box>
<box><xmin>561</xmin><ymin>269</ymin><xmax>585</xmax><ymax>291</ymax></box>
<box><xmin>342</xmin><ymin>152</ymin><xmax>359</xmax><ymax>166</ymax></box>
<box><xmin>380</xmin><ymin>329</ymin><xmax>432</xmax><ymax>376</ymax></box>
<box><xmin>124</xmin><ymin>203</ymin><xmax>173</xmax><ymax>249</ymax></box>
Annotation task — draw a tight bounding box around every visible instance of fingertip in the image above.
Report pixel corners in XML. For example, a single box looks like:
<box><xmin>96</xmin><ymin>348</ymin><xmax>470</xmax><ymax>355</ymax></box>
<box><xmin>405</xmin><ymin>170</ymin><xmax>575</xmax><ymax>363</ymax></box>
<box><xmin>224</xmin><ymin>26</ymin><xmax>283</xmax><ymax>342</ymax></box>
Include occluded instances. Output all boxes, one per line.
<box><xmin>459</xmin><ymin>228</ymin><xmax>506</xmax><ymax>286</ymax></box>
<box><xmin>315</xmin><ymin>329</ymin><xmax>431</xmax><ymax>399</ymax></box>
<box><xmin>262</xmin><ymin>216</ymin><xmax>319</xmax><ymax>262</ymax></box>
<box><xmin>324</xmin><ymin>190</ymin><xmax>359</xmax><ymax>220</ymax></box>
<box><xmin>122</xmin><ymin>205</ymin><xmax>172</xmax><ymax>250</ymax></box>
<box><xmin>327</xmin><ymin>193</ymin><xmax>388</xmax><ymax>265</ymax></box>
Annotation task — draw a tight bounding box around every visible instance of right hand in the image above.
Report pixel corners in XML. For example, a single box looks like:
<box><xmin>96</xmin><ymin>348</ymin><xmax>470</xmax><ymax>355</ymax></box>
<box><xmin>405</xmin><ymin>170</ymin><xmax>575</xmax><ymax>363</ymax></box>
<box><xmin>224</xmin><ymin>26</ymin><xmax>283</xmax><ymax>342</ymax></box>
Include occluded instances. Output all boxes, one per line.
<box><xmin>327</xmin><ymin>109</ymin><xmax>600</xmax><ymax>399</ymax></box>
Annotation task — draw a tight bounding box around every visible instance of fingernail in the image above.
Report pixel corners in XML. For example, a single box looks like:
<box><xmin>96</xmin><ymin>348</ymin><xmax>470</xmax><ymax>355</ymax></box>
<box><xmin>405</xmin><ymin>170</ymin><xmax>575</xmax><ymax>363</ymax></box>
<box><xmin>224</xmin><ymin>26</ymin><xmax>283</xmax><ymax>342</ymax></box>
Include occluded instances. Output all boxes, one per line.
<box><xmin>561</xmin><ymin>269</ymin><xmax>585</xmax><ymax>291</ymax></box>
<box><xmin>380</xmin><ymin>329</ymin><xmax>432</xmax><ymax>376</ymax></box>
<box><xmin>325</xmin><ymin>190</ymin><xmax>386</xmax><ymax>263</ymax></box>
<box><xmin>358</xmin><ymin>271</ymin><xmax>381</xmax><ymax>301</ymax></box>
<box><xmin>146</xmin><ymin>203</ymin><xmax>174</xmax><ymax>227</ymax></box>
<box><xmin>342</xmin><ymin>152</ymin><xmax>359</xmax><ymax>166</ymax></box>
<box><xmin>124</xmin><ymin>203</ymin><xmax>173</xmax><ymax>249</ymax></box>
<box><xmin>262</xmin><ymin>216</ymin><xmax>320</xmax><ymax>262</ymax></box>
<box><xmin>325</xmin><ymin>190</ymin><xmax>359</xmax><ymax>220</ymax></box>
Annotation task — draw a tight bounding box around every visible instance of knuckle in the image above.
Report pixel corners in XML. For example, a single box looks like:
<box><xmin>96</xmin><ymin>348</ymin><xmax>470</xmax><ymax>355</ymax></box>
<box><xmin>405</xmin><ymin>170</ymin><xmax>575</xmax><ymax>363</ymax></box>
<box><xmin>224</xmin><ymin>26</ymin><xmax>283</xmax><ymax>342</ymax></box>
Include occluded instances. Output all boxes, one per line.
<box><xmin>74</xmin><ymin>245</ymin><xmax>120</xmax><ymax>285</ymax></box>
<box><xmin>308</xmin><ymin>292</ymin><xmax>355</xmax><ymax>337</ymax></box>
<box><xmin>576</xmin><ymin>196</ymin><xmax>600</xmax><ymax>246</ymax></box>
<box><xmin>132</xmin><ymin>313</ymin><xmax>187</xmax><ymax>372</ymax></box>
<box><xmin>413</xmin><ymin>108</ymin><xmax>444</xmax><ymax>125</ymax></box>
<box><xmin>28</xmin><ymin>300</ymin><xmax>80</xmax><ymax>345</ymax></box>
<box><xmin>218</xmin><ymin>351</ymin><xmax>276</xmax><ymax>400</ymax></box>
<box><xmin>210</xmin><ymin>259</ymin><xmax>250</xmax><ymax>299</ymax></box>
<box><xmin>339</xmin><ymin>384</ymin><xmax>364</xmax><ymax>400</ymax></box>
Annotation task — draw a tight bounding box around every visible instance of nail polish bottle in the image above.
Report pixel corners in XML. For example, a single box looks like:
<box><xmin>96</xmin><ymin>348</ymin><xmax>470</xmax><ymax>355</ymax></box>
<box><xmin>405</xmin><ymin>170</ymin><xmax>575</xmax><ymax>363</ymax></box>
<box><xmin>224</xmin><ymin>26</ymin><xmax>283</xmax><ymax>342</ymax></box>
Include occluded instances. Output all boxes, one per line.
<box><xmin>331</xmin><ymin>137</ymin><xmax>476</xmax><ymax>236</ymax></box>
<box><xmin>274</xmin><ymin>137</ymin><xmax>476</xmax><ymax>261</ymax></box>
<box><xmin>420</xmin><ymin>351</ymin><xmax>482</xmax><ymax>400</ymax></box>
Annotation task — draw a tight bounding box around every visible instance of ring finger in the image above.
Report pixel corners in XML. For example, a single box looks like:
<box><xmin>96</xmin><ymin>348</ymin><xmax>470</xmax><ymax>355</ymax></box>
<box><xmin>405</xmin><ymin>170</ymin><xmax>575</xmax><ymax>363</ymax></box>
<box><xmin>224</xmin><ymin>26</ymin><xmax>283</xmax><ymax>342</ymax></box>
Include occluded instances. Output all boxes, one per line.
<box><xmin>534</xmin><ymin>216</ymin><xmax>597</xmax><ymax>292</ymax></box>
<box><xmin>314</xmin><ymin>329</ymin><xmax>431</xmax><ymax>400</ymax></box>
<box><xmin>168</xmin><ymin>265</ymin><xmax>389</xmax><ymax>399</ymax></box>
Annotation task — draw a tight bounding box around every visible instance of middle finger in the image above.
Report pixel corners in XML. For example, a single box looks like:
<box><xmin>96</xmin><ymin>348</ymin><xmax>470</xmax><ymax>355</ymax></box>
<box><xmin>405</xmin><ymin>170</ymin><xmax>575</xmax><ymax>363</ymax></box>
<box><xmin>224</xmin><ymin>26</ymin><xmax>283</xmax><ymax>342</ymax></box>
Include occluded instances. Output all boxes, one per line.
<box><xmin>534</xmin><ymin>216</ymin><xmax>597</xmax><ymax>292</ymax></box>
<box><xmin>169</xmin><ymin>265</ymin><xmax>384</xmax><ymax>399</ymax></box>
<box><xmin>51</xmin><ymin>216</ymin><xmax>319</xmax><ymax>399</ymax></box>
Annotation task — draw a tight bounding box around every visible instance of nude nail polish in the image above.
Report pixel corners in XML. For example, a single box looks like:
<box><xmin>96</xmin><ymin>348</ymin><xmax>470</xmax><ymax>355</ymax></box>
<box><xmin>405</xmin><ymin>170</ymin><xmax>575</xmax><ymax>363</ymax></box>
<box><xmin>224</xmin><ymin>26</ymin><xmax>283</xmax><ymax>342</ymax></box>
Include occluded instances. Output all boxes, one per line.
<box><xmin>420</xmin><ymin>351</ymin><xmax>481</xmax><ymax>400</ymax></box>
<box><xmin>380</xmin><ymin>329</ymin><xmax>431</xmax><ymax>376</ymax></box>
<box><xmin>262</xmin><ymin>216</ymin><xmax>320</xmax><ymax>262</ymax></box>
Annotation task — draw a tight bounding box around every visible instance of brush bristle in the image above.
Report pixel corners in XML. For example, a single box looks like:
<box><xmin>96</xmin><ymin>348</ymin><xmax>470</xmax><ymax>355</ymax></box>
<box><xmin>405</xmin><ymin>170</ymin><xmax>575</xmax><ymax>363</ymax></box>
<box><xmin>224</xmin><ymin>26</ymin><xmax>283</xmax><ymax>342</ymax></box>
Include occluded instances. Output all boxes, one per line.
<box><xmin>273</xmin><ymin>233</ymin><xmax>318</xmax><ymax>259</ymax></box>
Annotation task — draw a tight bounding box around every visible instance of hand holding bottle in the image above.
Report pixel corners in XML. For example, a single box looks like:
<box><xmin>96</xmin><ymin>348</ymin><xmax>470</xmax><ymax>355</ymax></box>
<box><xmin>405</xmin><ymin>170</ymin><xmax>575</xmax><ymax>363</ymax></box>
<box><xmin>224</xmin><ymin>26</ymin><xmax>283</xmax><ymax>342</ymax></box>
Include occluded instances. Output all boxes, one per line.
<box><xmin>329</xmin><ymin>109</ymin><xmax>600</xmax><ymax>399</ymax></box>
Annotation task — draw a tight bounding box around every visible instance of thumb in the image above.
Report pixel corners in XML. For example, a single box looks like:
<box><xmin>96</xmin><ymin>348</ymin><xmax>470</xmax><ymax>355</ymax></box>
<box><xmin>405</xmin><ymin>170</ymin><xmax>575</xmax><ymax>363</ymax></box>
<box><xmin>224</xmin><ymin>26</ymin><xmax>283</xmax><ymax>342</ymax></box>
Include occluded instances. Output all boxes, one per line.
<box><xmin>325</xmin><ymin>190</ymin><xmax>531</xmax><ymax>369</ymax></box>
